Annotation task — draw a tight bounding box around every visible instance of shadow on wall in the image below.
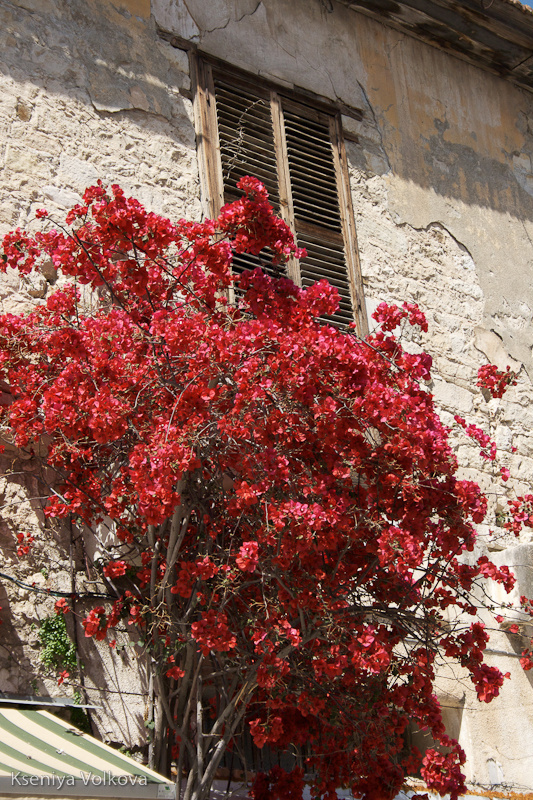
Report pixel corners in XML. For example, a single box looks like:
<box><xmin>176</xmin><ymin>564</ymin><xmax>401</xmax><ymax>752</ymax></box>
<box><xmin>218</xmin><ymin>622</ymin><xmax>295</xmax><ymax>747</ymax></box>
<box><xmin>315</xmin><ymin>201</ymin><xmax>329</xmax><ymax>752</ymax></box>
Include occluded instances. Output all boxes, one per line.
<box><xmin>0</xmin><ymin>456</ymin><xmax>150</xmax><ymax>752</ymax></box>
<box><xmin>0</xmin><ymin>0</ymin><xmax>197</xmax><ymax>228</ymax></box>
<box><xmin>0</xmin><ymin>0</ymin><xmax>187</xmax><ymax>124</ymax></box>
<box><xmin>0</xmin><ymin>584</ymin><xmax>41</xmax><ymax>695</ymax></box>
<box><xmin>5</xmin><ymin>0</ymin><xmax>533</xmax><ymax>224</ymax></box>
<box><xmin>0</xmin><ymin>459</ymin><xmax>72</xmax><ymax>698</ymax></box>
<box><xmin>394</xmin><ymin>118</ymin><xmax>533</xmax><ymax>223</ymax></box>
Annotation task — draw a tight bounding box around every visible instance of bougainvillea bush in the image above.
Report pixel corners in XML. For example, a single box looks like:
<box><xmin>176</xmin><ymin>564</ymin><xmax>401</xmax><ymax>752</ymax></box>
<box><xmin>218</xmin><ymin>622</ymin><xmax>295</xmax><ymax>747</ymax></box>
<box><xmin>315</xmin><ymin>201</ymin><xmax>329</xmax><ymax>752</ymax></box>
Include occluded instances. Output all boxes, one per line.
<box><xmin>0</xmin><ymin>178</ymin><xmax>528</xmax><ymax>800</ymax></box>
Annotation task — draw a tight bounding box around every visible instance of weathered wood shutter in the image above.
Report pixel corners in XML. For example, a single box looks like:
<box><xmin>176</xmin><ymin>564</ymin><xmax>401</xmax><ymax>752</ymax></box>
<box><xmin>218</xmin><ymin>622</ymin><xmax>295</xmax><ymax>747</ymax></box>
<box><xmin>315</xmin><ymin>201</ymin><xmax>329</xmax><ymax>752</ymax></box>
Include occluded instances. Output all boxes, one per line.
<box><xmin>213</xmin><ymin>76</ymin><xmax>284</xmax><ymax>279</ymax></box>
<box><xmin>194</xmin><ymin>58</ymin><xmax>367</xmax><ymax>333</ymax></box>
<box><xmin>282</xmin><ymin>101</ymin><xmax>355</xmax><ymax>327</ymax></box>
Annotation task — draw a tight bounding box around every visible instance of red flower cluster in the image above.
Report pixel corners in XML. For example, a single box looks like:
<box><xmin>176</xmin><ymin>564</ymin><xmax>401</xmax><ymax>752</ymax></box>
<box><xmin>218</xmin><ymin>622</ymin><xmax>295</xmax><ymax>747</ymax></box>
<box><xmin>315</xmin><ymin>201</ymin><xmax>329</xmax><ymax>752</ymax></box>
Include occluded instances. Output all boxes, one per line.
<box><xmin>454</xmin><ymin>415</ymin><xmax>497</xmax><ymax>460</ymax></box>
<box><xmin>82</xmin><ymin>606</ymin><xmax>108</xmax><ymax>641</ymax></box>
<box><xmin>505</xmin><ymin>494</ymin><xmax>533</xmax><ymax>535</ymax></box>
<box><xmin>15</xmin><ymin>531</ymin><xmax>34</xmax><ymax>557</ymax></box>
<box><xmin>54</xmin><ymin>598</ymin><xmax>70</xmax><ymax>615</ymax></box>
<box><xmin>191</xmin><ymin>610</ymin><xmax>236</xmax><ymax>656</ymax></box>
<box><xmin>372</xmin><ymin>300</ymin><xmax>428</xmax><ymax>333</ymax></box>
<box><xmin>477</xmin><ymin>364</ymin><xmax>517</xmax><ymax>399</ymax></box>
<box><xmin>236</xmin><ymin>540</ymin><xmax>259</xmax><ymax>572</ymax></box>
<box><xmin>103</xmin><ymin>560</ymin><xmax>127</xmax><ymax>579</ymax></box>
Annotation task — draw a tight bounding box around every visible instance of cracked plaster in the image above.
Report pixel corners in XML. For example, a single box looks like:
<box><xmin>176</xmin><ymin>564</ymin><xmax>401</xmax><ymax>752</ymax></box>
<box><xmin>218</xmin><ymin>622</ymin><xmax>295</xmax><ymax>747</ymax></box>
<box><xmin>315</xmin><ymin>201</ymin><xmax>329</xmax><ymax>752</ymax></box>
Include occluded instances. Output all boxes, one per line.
<box><xmin>183</xmin><ymin>0</ymin><xmax>261</xmax><ymax>36</ymax></box>
<box><xmin>152</xmin><ymin>0</ymin><xmax>369</xmax><ymax>109</ymax></box>
<box><xmin>155</xmin><ymin>0</ymin><xmax>533</xmax><ymax>376</ymax></box>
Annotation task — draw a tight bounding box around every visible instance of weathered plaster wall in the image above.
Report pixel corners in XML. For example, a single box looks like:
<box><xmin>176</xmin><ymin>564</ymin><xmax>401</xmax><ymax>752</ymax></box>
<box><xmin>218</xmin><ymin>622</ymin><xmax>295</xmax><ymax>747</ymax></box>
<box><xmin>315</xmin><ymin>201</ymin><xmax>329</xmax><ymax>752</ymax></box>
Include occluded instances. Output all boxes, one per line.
<box><xmin>0</xmin><ymin>0</ymin><xmax>200</xmax><ymax>240</ymax></box>
<box><xmin>0</xmin><ymin>0</ymin><xmax>201</xmax><ymax>754</ymax></box>
<box><xmin>358</xmin><ymin>30</ymin><xmax>533</xmax><ymax>380</ymax></box>
<box><xmin>2</xmin><ymin>0</ymin><xmax>533</xmax><ymax>789</ymax></box>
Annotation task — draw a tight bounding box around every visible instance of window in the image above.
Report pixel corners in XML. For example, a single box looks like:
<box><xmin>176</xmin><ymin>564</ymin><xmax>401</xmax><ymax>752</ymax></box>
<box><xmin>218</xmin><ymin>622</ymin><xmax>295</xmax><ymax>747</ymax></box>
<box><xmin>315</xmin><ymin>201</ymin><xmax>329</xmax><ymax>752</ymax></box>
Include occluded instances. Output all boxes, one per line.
<box><xmin>193</xmin><ymin>56</ymin><xmax>367</xmax><ymax>334</ymax></box>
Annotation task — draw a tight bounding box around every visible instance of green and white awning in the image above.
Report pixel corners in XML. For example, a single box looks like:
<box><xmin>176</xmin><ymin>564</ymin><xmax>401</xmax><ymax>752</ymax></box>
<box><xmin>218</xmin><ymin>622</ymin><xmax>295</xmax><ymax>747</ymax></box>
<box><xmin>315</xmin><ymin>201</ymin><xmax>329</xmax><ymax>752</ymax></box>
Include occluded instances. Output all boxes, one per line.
<box><xmin>0</xmin><ymin>708</ymin><xmax>175</xmax><ymax>798</ymax></box>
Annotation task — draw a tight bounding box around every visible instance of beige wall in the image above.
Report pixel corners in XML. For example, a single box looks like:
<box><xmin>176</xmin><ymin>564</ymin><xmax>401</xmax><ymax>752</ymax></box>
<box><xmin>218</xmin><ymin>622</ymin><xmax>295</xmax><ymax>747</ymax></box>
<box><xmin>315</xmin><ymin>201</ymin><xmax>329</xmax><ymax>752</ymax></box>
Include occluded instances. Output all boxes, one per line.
<box><xmin>2</xmin><ymin>0</ymin><xmax>533</xmax><ymax>789</ymax></box>
<box><xmin>0</xmin><ymin>0</ymin><xmax>200</xmax><ymax>754</ymax></box>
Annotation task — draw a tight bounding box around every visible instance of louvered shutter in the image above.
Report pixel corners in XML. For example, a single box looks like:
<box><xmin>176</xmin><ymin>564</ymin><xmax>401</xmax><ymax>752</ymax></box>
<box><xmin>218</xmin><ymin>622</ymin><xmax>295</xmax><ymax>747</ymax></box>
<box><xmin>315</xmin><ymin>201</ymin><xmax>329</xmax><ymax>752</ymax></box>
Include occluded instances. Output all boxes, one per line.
<box><xmin>282</xmin><ymin>102</ymin><xmax>355</xmax><ymax>327</ymax></box>
<box><xmin>213</xmin><ymin>76</ymin><xmax>285</xmax><ymax>279</ymax></box>
<box><xmin>198</xmin><ymin>63</ymin><xmax>365</xmax><ymax>331</ymax></box>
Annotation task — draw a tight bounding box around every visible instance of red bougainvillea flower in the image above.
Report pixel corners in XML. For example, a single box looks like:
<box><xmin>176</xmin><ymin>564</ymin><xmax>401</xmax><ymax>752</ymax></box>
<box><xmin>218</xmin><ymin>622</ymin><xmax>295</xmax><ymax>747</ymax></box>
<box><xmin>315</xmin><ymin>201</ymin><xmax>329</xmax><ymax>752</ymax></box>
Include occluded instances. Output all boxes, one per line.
<box><xmin>0</xmin><ymin>177</ymin><xmax>526</xmax><ymax>800</ymax></box>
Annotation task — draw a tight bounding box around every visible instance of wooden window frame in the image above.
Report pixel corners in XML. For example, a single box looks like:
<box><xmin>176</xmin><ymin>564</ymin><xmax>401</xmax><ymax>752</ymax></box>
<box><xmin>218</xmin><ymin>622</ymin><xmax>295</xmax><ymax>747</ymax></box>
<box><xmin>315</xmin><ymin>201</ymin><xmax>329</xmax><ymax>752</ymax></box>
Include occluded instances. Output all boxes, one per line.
<box><xmin>191</xmin><ymin>52</ymin><xmax>368</xmax><ymax>336</ymax></box>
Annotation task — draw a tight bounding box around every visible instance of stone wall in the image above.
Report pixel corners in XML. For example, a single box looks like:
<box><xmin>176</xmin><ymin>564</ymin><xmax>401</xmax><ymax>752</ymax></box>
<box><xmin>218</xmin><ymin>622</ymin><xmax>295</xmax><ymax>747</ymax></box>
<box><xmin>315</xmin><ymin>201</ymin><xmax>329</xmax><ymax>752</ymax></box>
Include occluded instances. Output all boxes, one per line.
<box><xmin>0</xmin><ymin>0</ymin><xmax>201</xmax><ymax>756</ymax></box>
<box><xmin>2</xmin><ymin>0</ymin><xmax>533</xmax><ymax>788</ymax></box>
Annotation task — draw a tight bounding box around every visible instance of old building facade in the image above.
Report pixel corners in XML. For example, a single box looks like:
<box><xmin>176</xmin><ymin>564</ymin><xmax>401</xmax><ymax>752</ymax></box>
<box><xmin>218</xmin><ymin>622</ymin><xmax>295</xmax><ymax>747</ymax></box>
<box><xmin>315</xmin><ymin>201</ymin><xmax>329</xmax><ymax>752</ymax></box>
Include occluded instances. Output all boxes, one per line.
<box><xmin>2</xmin><ymin>0</ymin><xmax>533</xmax><ymax>792</ymax></box>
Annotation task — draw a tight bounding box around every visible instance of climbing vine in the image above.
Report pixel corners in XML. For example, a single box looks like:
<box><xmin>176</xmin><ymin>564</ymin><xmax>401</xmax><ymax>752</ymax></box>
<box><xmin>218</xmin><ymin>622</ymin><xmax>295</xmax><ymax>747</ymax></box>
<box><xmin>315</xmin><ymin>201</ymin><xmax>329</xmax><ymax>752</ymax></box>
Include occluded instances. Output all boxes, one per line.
<box><xmin>38</xmin><ymin>613</ymin><xmax>77</xmax><ymax>675</ymax></box>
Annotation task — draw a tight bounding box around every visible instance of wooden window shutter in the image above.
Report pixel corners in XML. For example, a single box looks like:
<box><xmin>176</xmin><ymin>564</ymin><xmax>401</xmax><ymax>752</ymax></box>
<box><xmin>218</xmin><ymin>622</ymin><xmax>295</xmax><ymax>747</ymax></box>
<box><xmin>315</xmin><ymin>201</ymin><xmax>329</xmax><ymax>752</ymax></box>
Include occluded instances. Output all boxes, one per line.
<box><xmin>212</xmin><ymin>74</ymin><xmax>287</xmax><ymax>280</ymax></box>
<box><xmin>193</xmin><ymin>57</ymin><xmax>368</xmax><ymax>334</ymax></box>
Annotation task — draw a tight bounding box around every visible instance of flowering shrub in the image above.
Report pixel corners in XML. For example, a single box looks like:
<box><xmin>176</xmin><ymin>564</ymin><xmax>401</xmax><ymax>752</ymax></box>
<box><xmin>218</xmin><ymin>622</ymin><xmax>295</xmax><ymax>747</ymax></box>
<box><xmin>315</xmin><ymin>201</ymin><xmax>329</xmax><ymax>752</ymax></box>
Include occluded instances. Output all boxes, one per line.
<box><xmin>477</xmin><ymin>364</ymin><xmax>517</xmax><ymax>399</ymax></box>
<box><xmin>0</xmin><ymin>177</ymin><xmax>528</xmax><ymax>800</ymax></box>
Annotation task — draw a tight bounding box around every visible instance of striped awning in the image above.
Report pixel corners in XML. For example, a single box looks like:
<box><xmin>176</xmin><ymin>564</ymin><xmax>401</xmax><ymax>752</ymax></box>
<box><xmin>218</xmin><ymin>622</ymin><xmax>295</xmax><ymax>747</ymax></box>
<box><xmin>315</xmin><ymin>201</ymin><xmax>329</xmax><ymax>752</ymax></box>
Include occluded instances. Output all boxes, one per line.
<box><xmin>0</xmin><ymin>707</ymin><xmax>175</xmax><ymax>798</ymax></box>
